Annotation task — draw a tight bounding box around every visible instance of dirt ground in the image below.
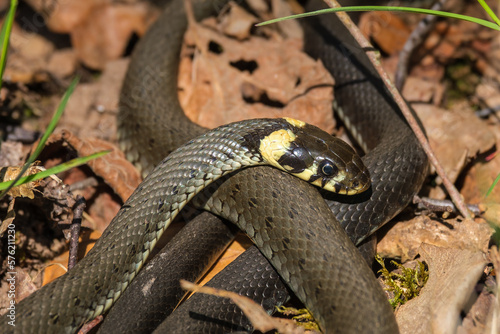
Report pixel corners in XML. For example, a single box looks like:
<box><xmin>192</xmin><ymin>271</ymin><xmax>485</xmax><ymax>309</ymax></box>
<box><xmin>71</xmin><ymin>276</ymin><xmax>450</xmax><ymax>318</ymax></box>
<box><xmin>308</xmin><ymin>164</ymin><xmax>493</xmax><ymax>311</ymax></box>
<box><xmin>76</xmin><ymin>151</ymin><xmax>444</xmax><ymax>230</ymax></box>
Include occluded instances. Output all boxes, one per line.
<box><xmin>0</xmin><ymin>0</ymin><xmax>499</xmax><ymax>332</ymax></box>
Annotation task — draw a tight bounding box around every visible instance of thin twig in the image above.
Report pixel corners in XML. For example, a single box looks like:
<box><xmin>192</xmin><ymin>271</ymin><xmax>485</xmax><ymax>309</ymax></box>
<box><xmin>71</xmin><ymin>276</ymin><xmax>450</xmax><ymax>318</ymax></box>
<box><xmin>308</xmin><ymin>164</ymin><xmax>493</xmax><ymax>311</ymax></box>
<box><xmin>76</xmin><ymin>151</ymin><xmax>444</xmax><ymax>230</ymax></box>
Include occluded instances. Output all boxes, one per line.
<box><xmin>475</xmin><ymin>104</ymin><xmax>500</xmax><ymax>118</ymax></box>
<box><xmin>395</xmin><ymin>0</ymin><xmax>447</xmax><ymax>90</ymax></box>
<box><xmin>68</xmin><ymin>195</ymin><xmax>86</xmax><ymax>270</ymax></box>
<box><xmin>413</xmin><ymin>195</ymin><xmax>482</xmax><ymax>216</ymax></box>
<box><xmin>323</xmin><ymin>0</ymin><xmax>472</xmax><ymax>219</ymax></box>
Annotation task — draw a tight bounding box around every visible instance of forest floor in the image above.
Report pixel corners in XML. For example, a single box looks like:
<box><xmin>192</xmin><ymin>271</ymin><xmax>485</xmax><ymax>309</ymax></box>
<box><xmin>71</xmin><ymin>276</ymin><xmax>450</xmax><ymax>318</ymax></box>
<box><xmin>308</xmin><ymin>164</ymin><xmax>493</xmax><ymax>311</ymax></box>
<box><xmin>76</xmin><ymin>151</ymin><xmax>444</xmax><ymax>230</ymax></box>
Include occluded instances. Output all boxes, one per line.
<box><xmin>0</xmin><ymin>0</ymin><xmax>499</xmax><ymax>332</ymax></box>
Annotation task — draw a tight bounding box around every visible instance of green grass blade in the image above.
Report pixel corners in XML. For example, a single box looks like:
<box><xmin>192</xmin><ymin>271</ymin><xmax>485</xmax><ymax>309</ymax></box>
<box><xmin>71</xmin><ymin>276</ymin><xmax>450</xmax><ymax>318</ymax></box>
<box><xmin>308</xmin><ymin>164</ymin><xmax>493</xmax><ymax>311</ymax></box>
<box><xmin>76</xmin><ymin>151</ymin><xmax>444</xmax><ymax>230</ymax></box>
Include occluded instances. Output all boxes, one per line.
<box><xmin>30</xmin><ymin>76</ymin><xmax>80</xmax><ymax>161</ymax></box>
<box><xmin>477</xmin><ymin>0</ymin><xmax>500</xmax><ymax>27</ymax></box>
<box><xmin>0</xmin><ymin>0</ymin><xmax>18</xmax><ymax>89</ymax></box>
<box><xmin>0</xmin><ymin>76</ymin><xmax>80</xmax><ymax>199</ymax></box>
<box><xmin>485</xmin><ymin>173</ymin><xmax>500</xmax><ymax>199</ymax></box>
<box><xmin>0</xmin><ymin>151</ymin><xmax>110</xmax><ymax>191</ymax></box>
<box><xmin>256</xmin><ymin>6</ymin><xmax>500</xmax><ymax>31</ymax></box>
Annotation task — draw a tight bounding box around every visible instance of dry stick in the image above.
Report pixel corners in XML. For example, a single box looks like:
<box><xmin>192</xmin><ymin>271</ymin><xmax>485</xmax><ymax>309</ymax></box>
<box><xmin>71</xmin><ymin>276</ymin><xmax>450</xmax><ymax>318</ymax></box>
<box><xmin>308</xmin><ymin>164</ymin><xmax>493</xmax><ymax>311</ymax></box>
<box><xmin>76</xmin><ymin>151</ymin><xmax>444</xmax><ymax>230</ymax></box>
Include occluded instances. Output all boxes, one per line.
<box><xmin>395</xmin><ymin>0</ymin><xmax>447</xmax><ymax>91</ymax></box>
<box><xmin>68</xmin><ymin>195</ymin><xmax>86</xmax><ymax>270</ymax></box>
<box><xmin>413</xmin><ymin>195</ymin><xmax>482</xmax><ymax>216</ymax></box>
<box><xmin>323</xmin><ymin>0</ymin><xmax>472</xmax><ymax>219</ymax></box>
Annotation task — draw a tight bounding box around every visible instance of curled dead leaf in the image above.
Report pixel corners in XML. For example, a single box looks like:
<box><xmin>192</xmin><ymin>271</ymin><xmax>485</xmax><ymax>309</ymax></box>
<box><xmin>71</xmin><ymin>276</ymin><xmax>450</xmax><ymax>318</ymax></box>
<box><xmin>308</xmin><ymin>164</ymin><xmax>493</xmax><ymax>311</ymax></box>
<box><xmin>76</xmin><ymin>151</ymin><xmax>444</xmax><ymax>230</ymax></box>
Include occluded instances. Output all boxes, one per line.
<box><xmin>60</xmin><ymin>130</ymin><xmax>141</xmax><ymax>201</ymax></box>
<box><xmin>0</xmin><ymin>163</ymin><xmax>45</xmax><ymax>199</ymax></box>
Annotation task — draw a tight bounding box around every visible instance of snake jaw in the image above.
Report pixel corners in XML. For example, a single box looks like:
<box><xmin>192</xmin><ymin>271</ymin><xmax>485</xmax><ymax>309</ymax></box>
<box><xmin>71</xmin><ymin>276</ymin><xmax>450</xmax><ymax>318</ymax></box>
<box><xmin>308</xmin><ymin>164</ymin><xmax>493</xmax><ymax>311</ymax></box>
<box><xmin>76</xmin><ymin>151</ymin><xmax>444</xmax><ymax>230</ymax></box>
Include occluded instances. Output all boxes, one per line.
<box><xmin>299</xmin><ymin>164</ymin><xmax>370</xmax><ymax>195</ymax></box>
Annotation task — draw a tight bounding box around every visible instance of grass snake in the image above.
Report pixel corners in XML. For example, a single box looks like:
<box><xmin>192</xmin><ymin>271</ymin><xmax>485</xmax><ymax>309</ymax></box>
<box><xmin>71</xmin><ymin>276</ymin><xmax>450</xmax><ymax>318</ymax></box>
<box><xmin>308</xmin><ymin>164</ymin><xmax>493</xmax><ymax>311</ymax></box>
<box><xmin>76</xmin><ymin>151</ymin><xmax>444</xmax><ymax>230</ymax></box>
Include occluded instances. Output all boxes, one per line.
<box><xmin>2</xmin><ymin>0</ymin><xmax>429</xmax><ymax>333</ymax></box>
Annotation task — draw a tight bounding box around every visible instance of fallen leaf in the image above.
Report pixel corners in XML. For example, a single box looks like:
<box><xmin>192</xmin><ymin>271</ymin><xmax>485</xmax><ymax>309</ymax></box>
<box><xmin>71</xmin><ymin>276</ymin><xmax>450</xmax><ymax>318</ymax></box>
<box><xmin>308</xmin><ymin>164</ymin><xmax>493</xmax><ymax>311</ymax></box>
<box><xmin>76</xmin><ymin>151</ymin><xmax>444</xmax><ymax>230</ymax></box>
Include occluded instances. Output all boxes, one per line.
<box><xmin>46</xmin><ymin>49</ymin><xmax>78</xmax><ymax>79</ymax></box>
<box><xmin>359</xmin><ymin>11</ymin><xmax>411</xmax><ymax>55</ymax></box>
<box><xmin>70</xmin><ymin>3</ymin><xmax>156</xmax><ymax>69</ymax></box>
<box><xmin>42</xmin><ymin>0</ymin><xmax>101</xmax><ymax>32</ymax></box>
<box><xmin>461</xmin><ymin>122</ymin><xmax>500</xmax><ymax>231</ymax></box>
<box><xmin>395</xmin><ymin>244</ymin><xmax>487</xmax><ymax>334</ymax></box>
<box><xmin>179</xmin><ymin>3</ymin><xmax>335</xmax><ymax>133</ymax></box>
<box><xmin>0</xmin><ymin>164</ymin><xmax>45</xmax><ymax>199</ymax></box>
<box><xmin>62</xmin><ymin>58</ymin><xmax>128</xmax><ymax>139</ymax></box>
<box><xmin>4</xmin><ymin>24</ymin><xmax>54</xmax><ymax>83</ymax></box>
<box><xmin>414</xmin><ymin>103</ymin><xmax>496</xmax><ymax>199</ymax></box>
<box><xmin>219</xmin><ymin>2</ymin><xmax>257</xmax><ymax>40</ymax></box>
<box><xmin>32</xmin><ymin>0</ymin><xmax>158</xmax><ymax>69</ymax></box>
<box><xmin>14</xmin><ymin>268</ymin><xmax>39</xmax><ymax>303</ymax></box>
<box><xmin>378</xmin><ymin>216</ymin><xmax>492</xmax><ymax>262</ymax></box>
<box><xmin>60</xmin><ymin>130</ymin><xmax>141</xmax><ymax>201</ymax></box>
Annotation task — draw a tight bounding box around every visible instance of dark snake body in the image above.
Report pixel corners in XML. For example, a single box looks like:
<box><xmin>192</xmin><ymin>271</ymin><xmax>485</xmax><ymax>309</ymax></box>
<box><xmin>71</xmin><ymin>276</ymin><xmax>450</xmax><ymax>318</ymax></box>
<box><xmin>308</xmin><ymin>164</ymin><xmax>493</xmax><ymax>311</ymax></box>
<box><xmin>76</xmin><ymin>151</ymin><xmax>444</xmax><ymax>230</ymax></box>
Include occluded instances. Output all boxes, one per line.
<box><xmin>115</xmin><ymin>0</ymin><xmax>429</xmax><ymax>332</ymax></box>
<box><xmin>2</xmin><ymin>0</ymin><xmax>428</xmax><ymax>333</ymax></box>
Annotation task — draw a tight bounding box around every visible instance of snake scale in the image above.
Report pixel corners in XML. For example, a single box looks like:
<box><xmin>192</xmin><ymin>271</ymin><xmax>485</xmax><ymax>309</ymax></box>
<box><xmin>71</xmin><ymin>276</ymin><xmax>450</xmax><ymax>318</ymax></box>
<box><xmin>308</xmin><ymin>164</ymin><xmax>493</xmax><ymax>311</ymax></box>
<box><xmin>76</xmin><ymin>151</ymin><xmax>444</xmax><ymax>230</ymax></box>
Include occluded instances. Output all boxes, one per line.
<box><xmin>1</xmin><ymin>0</ymin><xmax>429</xmax><ymax>333</ymax></box>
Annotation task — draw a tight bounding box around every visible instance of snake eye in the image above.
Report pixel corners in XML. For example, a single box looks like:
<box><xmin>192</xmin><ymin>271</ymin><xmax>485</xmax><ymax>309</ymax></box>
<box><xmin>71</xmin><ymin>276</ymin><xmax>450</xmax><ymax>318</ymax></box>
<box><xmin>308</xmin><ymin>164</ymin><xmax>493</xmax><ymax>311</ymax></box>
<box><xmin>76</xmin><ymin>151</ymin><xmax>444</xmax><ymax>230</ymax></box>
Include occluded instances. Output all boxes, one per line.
<box><xmin>319</xmin><ymin>160</ymin><xmax>338</xmax><ymax>177</ymax></box>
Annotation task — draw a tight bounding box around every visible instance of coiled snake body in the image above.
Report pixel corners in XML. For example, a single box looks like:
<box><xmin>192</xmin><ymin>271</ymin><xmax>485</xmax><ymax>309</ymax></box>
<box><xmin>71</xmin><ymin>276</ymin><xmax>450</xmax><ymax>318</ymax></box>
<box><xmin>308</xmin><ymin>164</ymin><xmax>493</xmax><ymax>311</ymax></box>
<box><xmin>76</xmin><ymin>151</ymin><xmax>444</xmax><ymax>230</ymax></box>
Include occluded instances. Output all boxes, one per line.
<box><xmin>3</xmin><ymin>0</ymin><xmax>429</xmax><ymax>333</ymax></box>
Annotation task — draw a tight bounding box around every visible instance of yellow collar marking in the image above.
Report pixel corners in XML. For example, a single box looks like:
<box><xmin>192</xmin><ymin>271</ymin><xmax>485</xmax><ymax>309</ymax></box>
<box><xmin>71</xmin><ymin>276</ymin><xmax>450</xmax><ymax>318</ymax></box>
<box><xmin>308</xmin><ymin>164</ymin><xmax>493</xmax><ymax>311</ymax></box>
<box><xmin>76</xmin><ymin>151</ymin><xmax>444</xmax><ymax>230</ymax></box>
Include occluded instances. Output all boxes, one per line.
<box><xmin>282</xmin><ymin>117</ymin><xmax>306</xmax><ymax>128</ymax></box>
<box><xmin>259</xmin><ymin>129</ymin><xmax>296</xmax><ymax>169</ymax></box>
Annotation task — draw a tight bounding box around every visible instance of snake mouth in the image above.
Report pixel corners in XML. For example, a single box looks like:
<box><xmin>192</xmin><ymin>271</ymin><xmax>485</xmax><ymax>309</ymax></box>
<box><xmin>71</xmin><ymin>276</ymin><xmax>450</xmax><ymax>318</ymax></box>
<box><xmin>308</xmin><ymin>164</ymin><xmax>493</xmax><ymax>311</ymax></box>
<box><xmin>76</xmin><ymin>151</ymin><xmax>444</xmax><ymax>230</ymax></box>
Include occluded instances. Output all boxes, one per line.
<box><xmin>320</xmin><ymin>163</ymin><xmax>371</xmax><ymax>195</ymax></box>
<box><xmin>324</xmin><ymin>177</ymin><xmax>370</xmax><ymax>195</ymax></box>
<box><xmin>345</xmin><ymin>177</ymin><xmax>371</xmax><ymax>195</ymax></box>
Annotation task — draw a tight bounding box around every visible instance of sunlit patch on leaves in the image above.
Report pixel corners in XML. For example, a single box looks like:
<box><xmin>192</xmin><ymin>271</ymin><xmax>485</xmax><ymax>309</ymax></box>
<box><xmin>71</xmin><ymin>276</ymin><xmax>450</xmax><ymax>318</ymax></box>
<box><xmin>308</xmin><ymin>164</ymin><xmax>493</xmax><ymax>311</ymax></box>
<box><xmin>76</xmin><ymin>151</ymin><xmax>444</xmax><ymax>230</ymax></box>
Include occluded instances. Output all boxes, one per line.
<box><xmin>376</xmin><ymin>255</ymin><xmax>429</xmax><ymax>309</ymax></box>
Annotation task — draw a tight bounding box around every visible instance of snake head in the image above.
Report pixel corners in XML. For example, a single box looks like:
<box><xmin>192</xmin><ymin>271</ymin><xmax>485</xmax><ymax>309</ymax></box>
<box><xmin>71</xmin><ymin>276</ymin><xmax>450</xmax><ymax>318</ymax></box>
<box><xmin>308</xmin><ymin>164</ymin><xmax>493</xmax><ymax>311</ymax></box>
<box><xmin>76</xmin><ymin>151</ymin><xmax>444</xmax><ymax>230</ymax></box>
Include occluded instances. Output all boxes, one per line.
<box><xmin>260</xmin><ymin>118</ymin><xmax>370</xmax><ymax>195</ymax></box>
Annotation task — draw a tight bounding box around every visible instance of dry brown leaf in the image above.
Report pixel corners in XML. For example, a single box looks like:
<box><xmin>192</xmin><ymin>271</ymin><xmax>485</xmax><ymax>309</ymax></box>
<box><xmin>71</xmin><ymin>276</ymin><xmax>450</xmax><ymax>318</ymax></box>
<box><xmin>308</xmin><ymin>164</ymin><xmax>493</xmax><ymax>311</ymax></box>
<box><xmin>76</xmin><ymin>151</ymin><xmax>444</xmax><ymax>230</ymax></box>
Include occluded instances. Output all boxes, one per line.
<box><xmin>4</xmin><ymin>24</ymin><xmax>54</xmax><ymax>83</ymax></box>
<box><xmin>414</xmin><ymin>104</ymin><xmax>496</xmax><ymax>199</ymax></box>
<box><xmin>378</xmin><ymin>216</ymin><xmax>492</xmax><ymax>262</ymax></box>
<box><xmin>179</xmin><ymin>3</ymin><xmax>335</xmax><ymax>133</ymax></box>
<box><xmin>180</xmin><ymin>280</ymin><xmax>313</xmax><ymax>334</ymax></box>
<box><xmin>45</xmin><ymin>0</ymin><xmax>102</xmax><ymax>33</ymax></box>
<box><xmin>85</xmin><ymin>192</ymin><xmax>122</xmax><ymax>233</ymax></box>
<box><xmin>40</xmin><ymin>0</ymin><xmax>157</xmax><ymax>69</ymax></box>
<box><xmin>62</xmin><ymin>59</ymin><xmax>128</xmax><ymax>140</ymax></box>
<box><xmin>485</xmin><ymin>248</ymin><xmax>500</xmax><ymax>334</ymax></box>
<box><xmin>0</xmin><ymin>164</ymin><xmax>45</xmax><ymax>199</ymax></box>
<box><xmin>219</xmin><ymin>2</ymin><xmax>257</xmax><ymax>40</ymax></box>
<box><xmin>46</xmin><ymin>49</ymin><xmax>78</xmax><ymax>79</ymax></box>
<box><xmin>60</xmin><ymin>130</ymin><xmax>141</xmax><ymax>201</ymax></box>
<box><xmin>359</xmin><ymin>12</ymin><xmax>411</xmax><ymax>55</ymax></box>
<box><xmin>270</xmin><ymin>0</ymin><xmax>303</xmax><ymax>44</ymax></box>
<box><xmin>402</xmin><ymin>77</ymin><xmax>445</xmax><ymax>105</ymax></box>
<box><xmin>71</xmin><ymin>3</ymin><xmax>156</xmax><ymax>69</ymax></box>
<box><xmin>460</xmin><ymin>122</ymin><xmax>500</xmax><ymax>231</ymax></box>
<box><xmin>94</xmin><ymin>59</ymin><xmax>130</xmax><ymax>113</ymax></box>
<box><xmin>395</xmin><ymin>244</ymin><xmax>487</xmax><ymax>334</ymax></box>
<box><xmin>13</xmin><ymin>268</ymin><xmax>39</xmax><ymax>303</ymax></box>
